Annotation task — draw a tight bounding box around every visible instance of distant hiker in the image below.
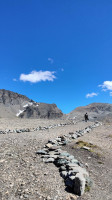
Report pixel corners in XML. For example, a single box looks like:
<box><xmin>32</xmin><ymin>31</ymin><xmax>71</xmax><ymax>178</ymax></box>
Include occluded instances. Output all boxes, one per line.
<box><xmin>84</xmin><ymin>113</ymin><xmax>89</xmax><ymax>122</ymax></box>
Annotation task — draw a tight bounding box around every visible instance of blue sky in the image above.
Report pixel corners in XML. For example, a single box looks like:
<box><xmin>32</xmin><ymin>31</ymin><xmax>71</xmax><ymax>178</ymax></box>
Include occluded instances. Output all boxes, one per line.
<box><xmin>0</xmin><ymin>0</ymin><xmax>112</xmax><ymax>113</ymax></box>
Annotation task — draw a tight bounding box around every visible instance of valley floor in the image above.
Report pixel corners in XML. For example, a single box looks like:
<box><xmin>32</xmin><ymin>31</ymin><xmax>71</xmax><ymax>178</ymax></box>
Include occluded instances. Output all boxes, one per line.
<box><xmin>0</xmin><ymin>119</ymin><xmax>112</xmax><ymax>200</ymax></box>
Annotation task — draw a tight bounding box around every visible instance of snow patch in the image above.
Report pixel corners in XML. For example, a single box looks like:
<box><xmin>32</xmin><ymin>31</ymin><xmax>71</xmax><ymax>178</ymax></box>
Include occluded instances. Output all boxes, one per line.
<box><xmin>16</xmin><ymin>110</ymin><xmax>25</xmax><ymax>117</ymax></box>
<box><xmin>23</xmin><ymin>104</ymin><xmax>28</xmax><ymax>108</ymax></box>
<box><xmin>23</xmin><ymin>102</ymin><xmax>33</xmax><ymax>108</ymax></box>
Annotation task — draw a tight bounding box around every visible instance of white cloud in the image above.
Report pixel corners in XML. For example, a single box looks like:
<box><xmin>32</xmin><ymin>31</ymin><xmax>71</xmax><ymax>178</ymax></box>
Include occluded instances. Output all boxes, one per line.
<box><xmin>13</xmin><ymin>78</ymin><xmax>17</xmax><ymax>81</ymax></box>
<box><xmin>99</xmin><ymin>81</ymin><xmax>112</xmax><ymax>91</ymax></box>
<box><xmin>48</xmin><ymin>57</ymin><xmax>54</xmax><ymax>64</ymax></box>
<box><xmin>110</xmin><ymin>92</ymin><xmax>112</xmax><ymax>96</ymax></box>
<box><xmin>20</xmin><ymin>70</ymin><xmax>56</xmax><ymax>83</ymax></box>
<box><xmin>86</xmin><ymin>92</ymin><xmax>98</xmax><ymax>98</ymax></box>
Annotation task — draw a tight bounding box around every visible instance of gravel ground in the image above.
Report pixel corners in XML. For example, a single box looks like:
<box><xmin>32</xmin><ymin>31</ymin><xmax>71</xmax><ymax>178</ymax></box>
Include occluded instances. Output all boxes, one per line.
<box><xmin>0</xmin><ymin>118</ymin><xmax>72</xmax><ymax>130</ymax></box>
<box><xmin>0</xmin><ymin>119</ymin><xmax>112</xmax><ymax>200</ymax></box>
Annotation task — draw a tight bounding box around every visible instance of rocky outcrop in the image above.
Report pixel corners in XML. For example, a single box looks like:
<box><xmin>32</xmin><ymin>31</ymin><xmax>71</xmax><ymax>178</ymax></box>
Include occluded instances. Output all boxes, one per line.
<box><xmin>0</xmin><ymin>89</ymin><xmax>63</xmax><ymax>119</ymax></box>
<box><xmin>0</xmin><ymin>89</ymin><xmax>30</xmax><ymax>105</ymax></box>
<box><xmin>0</xmin><ymin>89</ymin><xmax>30</xmax><ymax>118</ymax></box>
<box><xmin>19</xmin><ymin>103</ymin><xmax>63</xmax><ymax>119</ymax></box>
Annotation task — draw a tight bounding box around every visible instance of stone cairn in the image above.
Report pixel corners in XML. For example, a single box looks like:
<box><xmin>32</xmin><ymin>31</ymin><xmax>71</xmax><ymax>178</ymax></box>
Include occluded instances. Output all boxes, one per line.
<box><xmin>0</xmin><ymin>121</ymin><xmax>76</xmax><ymax>134</ymax></box>
<box><xmin>36</xmin><ymin>121</ymin><xmax>102</xmax><ymax>196</ymax></box>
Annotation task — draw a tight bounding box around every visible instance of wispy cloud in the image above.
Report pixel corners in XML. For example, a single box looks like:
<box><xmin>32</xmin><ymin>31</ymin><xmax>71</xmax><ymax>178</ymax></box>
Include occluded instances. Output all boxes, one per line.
<box><xmin>13</xmin><ymin>78</ymin><xmax>17</xmax><ymax>82</ymax></box>
<box><xmin>48</xmin><ymin>57</ymin><xmax>54</xmax><ymax>64</ymax></box>
<box><xmin>99</xmin><ymin>81</ymin><xmax>112</xmax><ymax>91</ymax></box>
<box><xmin>86</xmin><ymin>92</ymin><xmax>98</xmax><ymax>98</ymax></box>
<box><xmin>20</xmin><ymin>70</ymin><xmax>56</xmax><ymax>83</ymax></box>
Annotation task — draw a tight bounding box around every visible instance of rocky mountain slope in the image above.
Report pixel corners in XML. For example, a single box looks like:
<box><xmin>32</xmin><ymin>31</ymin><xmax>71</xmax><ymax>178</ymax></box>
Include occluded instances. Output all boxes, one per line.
<box><xmin>19</xmin><ymin>103</ymin><xmax>63</xmax><ymax>119</ymax></box>
<box><xmin>67</xmin><ymin>103</ymin><xmax>112</xmax><ymax>122</ymax></box>
<box><xmin>0</xmin><ymin>89</ymin><xmax>63</xmax><ymax>119</ymax></box>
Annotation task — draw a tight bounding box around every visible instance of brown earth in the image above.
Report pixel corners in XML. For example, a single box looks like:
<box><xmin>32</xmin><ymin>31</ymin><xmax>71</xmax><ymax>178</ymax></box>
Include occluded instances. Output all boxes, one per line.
<box><xmin>0</xmin><ymin>119</ymin><xmax>112</xmax><ymax>200</ymax></box>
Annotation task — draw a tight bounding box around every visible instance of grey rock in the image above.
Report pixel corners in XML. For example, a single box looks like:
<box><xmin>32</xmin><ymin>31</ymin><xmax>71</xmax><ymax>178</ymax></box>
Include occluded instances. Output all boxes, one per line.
<box><xmin>66</xmin><ymin>163</ymin><xmax>79</xmax><ymax>169</ymax></box>
<box><xmin>41</xmin><ymin>155</ymin><xmax>50</xmax><ymax>158</ymax></box>
<box><xmin>68</xmin><ymin>169</ymin><xmax>79</xmax><ymax>176</ymax></box>
<box><xmin>82</xmin><ymin>146</ymin><xmax>90</xmax><ymax>151</ymax></box>
<box><xmin>71</xmin><ymin>159</ymin><xmax>79</xmax><ymax>164</ymax></box>
<box><xmin>60</xmin><ymin>171</ymin><xmax>68</xmax><ymax>179</ymax></box>
<box><xmin>45</xmin><ymin>143</ymin><xmax>53</xmax><ymax>148</ymax></box>
<box><xmin>60</xmin><ymin>152</ymin><xmax>70</xmax><ymax>157</ymax></box>
<box><xmin>56</xmin><ymin>137</ymin><xmax>61</xmax><ymax>142</ymax></box>
<box><xmin>55</xmin><ymin>158</ymin><xmax>69</xmax><ymax>166</ymax></box>
<box><xmin>49</xmin><ymin>154</ymin><xmax>58</xmax><ymax>159</ymax></box>
<box><xmin>73</xmin><ymin>173</ymin><xmax>86</xmax><ymax>196</ymax></box>
<box><xmin>72</xmin><ymin>134</ymin><xmax>77</xmax><ymax>139</ymax></box>
<box><xmin>69</xmin><ymin>175</ymin><xmax>76</xmax><ymax>181</ymax></box>
<box><xmin>61</xmin><ymin>141</ymin><xmax>68</xmax><ymax>145</ymax></box>
<box><xmin>49</xmin><ymin>145</ymin><xmax>59</xmax><ymax>151</ymax></box>
<box><xmin>68</xmin><ymin>155</ymin><xmax>74</xmax><ymax>160</ymax></box>
<box><xmin>65</xmin><ymin>178</ymin><xmax>74</xmax><ymax>188</ymax></box>
<box><xmin>59</xmin><ymin>166</ymin><xmax>66</xmax><ymax>171</ymax></box>
<box><xmin>45</xmin><ymin>158</ymin><xmax>55</xmax><ymax>163</ymax></box>
<box><xmin>36</xmin><ymin>150</ymin><xmax>47</xmax><ymax>155</ymax></box>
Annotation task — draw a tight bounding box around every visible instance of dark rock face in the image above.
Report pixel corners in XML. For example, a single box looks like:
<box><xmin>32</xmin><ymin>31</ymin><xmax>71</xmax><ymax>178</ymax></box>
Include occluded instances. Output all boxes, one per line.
<box><xmin>75</xmin><ymin>103</ymin><xmax>112</xmax><ymax>113</ymax></box>
<box><xmin>0</xmin><ymin>89</ymin><xmax>63</xmax><ymax>119</ymax></box>
<box><xmin>0</xmin><ymin>89</ymin><xmax>30</xmax><ymax>106</ymax></box>
<box><xmin>19</xmin><ymin>103</ymin><xmax>63</xmax><ymax>119</ymax></box>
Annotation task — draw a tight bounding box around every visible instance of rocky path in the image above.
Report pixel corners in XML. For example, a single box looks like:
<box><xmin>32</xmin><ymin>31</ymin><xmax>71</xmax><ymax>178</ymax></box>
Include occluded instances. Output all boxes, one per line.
<box><xmin>0</xmin><ymin>120</ymin><xmax>112</xmax><ymax>200</ymax></box>
<box><xmin>62</xmin><ymin>124</ymin><xmax>112</xmax><ymax>200</ymax></box>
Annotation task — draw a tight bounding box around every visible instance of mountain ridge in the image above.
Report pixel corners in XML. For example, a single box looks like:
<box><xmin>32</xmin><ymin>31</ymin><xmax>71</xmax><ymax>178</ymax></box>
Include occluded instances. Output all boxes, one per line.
<box><xmin>0</xmin><ymin>89</ymin><xmax>112</xmax><ymax>121</ymax></box>
<box><xmin>0</xmin><ymin>89</ymin><xmax>63</xmax><ymax>119</ymax></box>
<box><xmin>67</xmin><ymin>102</ymin><xmax>112</xmax><ymax>121</ymax></box>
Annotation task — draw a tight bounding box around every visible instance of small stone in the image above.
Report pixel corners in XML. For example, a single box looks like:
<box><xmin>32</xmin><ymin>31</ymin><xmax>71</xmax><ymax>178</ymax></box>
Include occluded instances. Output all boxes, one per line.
<box><xmin>45</xmin><ymin>143</ymin><xmax>53</xmax><ymax>148</ymax></box>
<box><xmin>60</xmin><ymin>171</ymin><xmax>68</xmax><ymax>179</ymax></box>
<box><xmin>45</xmin><ymin>158</ymin><xmax>54</xmax><ymax>163</ymax></box>
<box><xmin>69</xmin><ymin>176</ymin><xmax>76</xmax><ymax>181</ymax></box>
<box><xmin>72</xmin><ymin>134</ymin><xmax>77</xmax><ymax>139</ymax></box>
<box><xmin>68</xmin><ymin>155</ymin><xmax>74</xmax><ymax>160</ymax></box>
<box><xmin>49</xmin><ymin>154</ymin><xmax>58</xmax><ymax>159</ymax></box>
<box><xmin>82</xmin><ymin>146</ymin><xmax>90</xmax><ymax>150</ymax></box>
<box><xmin>41</xmin><ymin>155</ymin><xmax>50</xmax><ymax>158</ymax></box>
<box><xmin>71</xmin><ymin>159</ymin><xmax>79</xmax><ymax>164</ymax></box>
<box><xmin>23</xmin><ymin>194</ymin><xmax>29</xmax><ymax>198</ymax></box>
<box><xmin>60</xmin><ymin>152</ymin><xmax>70</xmax><ymax>157</ymax></box>
<box><xmin>66</xmin><ymin>163</ymin><xmax>78</xmax><ymax>169</ymax></box>
<box><xmin>85</xmin><ymin>163</ymin><xmax>89</xmax><ymax>168</ymax></box>
<box><xmin>60</xmin><ymin>166</ymin><xmax>66</xmax><ymax>171</ymax></box>
<box><xmin>56</xmin><ymin>137</ymin><xmax>61</xmax><ymax>142</ymax></box>
<box><xmin>49</xmin><ymin>145</ymin><xmax>59</xmax><ymax>151</ymax></box>
<box><xmin>55</xmin><ymin>158</ymin><xmax>69</xmax><ymax>166</ymax></box>
<box><xmin>36</xmin><ymin>150</ymin><xmax>47</xmax><ymax>155</ymax></box>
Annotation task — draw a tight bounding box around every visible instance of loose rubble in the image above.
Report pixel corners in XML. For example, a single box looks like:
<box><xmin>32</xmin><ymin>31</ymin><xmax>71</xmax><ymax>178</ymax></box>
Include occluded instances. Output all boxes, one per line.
<box><xmin>36</xmin><ymin>121</ymin><xmax>102</xmax><ymax>196</ymax></box>
<box><xmin>0</xmin><ymin>121</ymin><xmax>76</xmax><ymax>134</ymax></box>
